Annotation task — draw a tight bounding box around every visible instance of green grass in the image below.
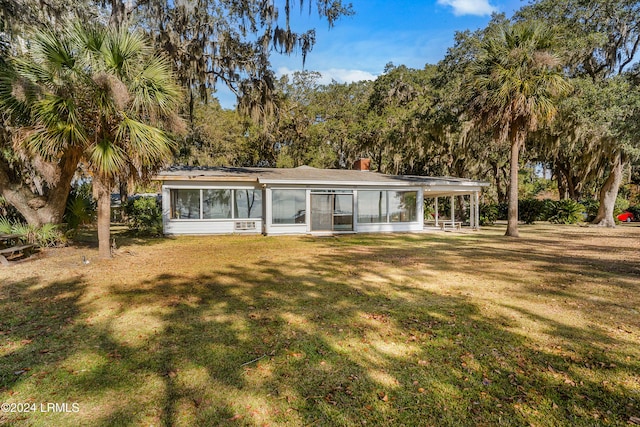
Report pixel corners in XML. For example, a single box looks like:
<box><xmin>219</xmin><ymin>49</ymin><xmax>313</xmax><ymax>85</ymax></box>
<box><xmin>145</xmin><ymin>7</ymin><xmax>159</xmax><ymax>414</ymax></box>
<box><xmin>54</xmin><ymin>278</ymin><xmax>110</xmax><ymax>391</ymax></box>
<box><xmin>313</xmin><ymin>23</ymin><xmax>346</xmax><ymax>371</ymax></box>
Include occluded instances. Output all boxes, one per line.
<box><xmin>1</xmin><ymin>224</ymin><xmax>639</xmax><ymax>426</ymax></box>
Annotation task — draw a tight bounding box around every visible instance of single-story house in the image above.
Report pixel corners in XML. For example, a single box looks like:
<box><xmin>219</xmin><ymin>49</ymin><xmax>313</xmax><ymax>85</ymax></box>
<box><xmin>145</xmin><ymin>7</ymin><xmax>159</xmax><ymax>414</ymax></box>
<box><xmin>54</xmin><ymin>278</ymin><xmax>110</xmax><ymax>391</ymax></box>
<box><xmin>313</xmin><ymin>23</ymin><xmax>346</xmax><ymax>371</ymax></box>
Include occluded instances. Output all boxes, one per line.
<box><xmin>153</xmin><ymin>162</ymin><xmax>489</xmax><ymax>236</ymax></box>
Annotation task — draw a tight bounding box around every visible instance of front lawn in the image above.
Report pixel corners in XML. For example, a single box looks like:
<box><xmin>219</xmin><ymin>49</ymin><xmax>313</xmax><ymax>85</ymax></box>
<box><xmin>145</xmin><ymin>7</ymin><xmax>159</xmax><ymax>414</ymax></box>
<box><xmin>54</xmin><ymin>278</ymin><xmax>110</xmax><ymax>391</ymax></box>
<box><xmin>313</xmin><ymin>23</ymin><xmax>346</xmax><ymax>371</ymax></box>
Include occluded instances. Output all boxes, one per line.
<box><xmin>1</xmin><ymin>225</ymin><xmax>639</xmax><ymax>426</ymax></box>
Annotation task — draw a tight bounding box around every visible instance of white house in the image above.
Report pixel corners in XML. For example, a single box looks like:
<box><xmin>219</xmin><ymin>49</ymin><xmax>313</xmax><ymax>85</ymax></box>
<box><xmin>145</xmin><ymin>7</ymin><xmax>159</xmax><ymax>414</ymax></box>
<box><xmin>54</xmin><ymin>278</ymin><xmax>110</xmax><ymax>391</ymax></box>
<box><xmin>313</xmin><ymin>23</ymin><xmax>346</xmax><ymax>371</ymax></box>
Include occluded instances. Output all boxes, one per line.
<box><xmin>153</xmin><ymin>163</ymin><xmax>489</xmax><ymax>236</ymax></box>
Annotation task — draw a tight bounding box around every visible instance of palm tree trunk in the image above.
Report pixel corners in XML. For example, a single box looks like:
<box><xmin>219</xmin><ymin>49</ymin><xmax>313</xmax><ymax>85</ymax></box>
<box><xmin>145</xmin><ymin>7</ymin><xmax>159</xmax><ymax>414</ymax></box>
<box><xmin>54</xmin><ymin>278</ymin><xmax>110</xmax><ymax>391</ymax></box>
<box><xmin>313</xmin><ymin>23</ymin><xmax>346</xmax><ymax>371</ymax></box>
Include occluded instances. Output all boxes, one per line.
<box><xmin>592</xmin><ymin>154</ymin><xmax>623</xmax><ymax>227</ymax></box>
<box><xmin>93</xmin><ymin>177</ymin><xmax>112</xmax><ymax>259</ymax></box>
<box><xmin>505</xmin><ymin>139</ymin><xmax>520</xmax><ymax>237</ymax></box>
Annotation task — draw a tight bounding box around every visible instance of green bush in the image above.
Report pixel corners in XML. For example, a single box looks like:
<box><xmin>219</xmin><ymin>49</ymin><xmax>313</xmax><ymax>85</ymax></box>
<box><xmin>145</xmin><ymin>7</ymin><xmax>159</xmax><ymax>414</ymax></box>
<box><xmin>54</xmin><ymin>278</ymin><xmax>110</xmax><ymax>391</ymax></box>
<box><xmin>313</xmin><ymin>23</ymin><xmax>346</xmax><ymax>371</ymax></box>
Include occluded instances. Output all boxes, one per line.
<box><xmin>580</xmin><ymin>198</ymin><xmax>599</xmax><ymax>222</ymax></box>
<box><xmin>123</xmin><ymin>196</ymin><xmax>163</xmax><ymax>235</ymax></box>
<box><xmin>539</xmin><ymin>199</ymin><xmax>557</xmax><ymax>221</ymax></box>
<box><xmin>627</xmin><ymin>205</ymin><xmax>640</xmax><ymax>220</ymax></box>
<box><xmin>0</xmin><ymin>217</ymin><xmax>67</xmax><ymax>247</ymax></box>
<box><xmin>518</xmin><ymin>199</ymin><xmax>545</xmax><ymax>224</ymax></box>
<box><xmin>614</xmin><ymin>196</ymin><xmax>630</xmax><ymax>217</ymax></box>
<box><xmin>64</xmin><ymin>182</ymin><xmax>96</xmax><ymax>230</ymax></box>
<box><xmin>547</xmin><ymin>199</ymin><xmax>585</xmax><ymax>224</ymax></box>
<box><xmin>497</xmin><ymin>202</ymin><xmax>508</xmax><ymax>220</ymax></box>
<box><xmin>479</xmin><ymin>204</ymin><xmax>499</xmax><ymax>226</ymax></box>
<box><xmin>423</xmin><ymin>204</ymin><xmax>435</xmax><ymax>221</ymax></box>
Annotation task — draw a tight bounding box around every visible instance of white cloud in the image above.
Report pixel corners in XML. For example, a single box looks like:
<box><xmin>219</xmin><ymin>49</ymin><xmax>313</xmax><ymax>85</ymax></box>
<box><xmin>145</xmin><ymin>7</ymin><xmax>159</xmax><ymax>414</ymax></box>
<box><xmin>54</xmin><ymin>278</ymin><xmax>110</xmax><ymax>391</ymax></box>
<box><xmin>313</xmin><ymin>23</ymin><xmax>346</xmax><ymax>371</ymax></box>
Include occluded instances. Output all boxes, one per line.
<box><xmin>277</xmin><ymin>67</ymin><xmax>377</xmax><ymax>85</ymax></box>
<box><xmin>318</xmin><ymin>68</ymin><xmax>377</xmax><ymax>84</ymax></box>
<box><xmin>437</xmin><ymin>0</ymin><xmax>497</xmax><ymax>16</ymax></box>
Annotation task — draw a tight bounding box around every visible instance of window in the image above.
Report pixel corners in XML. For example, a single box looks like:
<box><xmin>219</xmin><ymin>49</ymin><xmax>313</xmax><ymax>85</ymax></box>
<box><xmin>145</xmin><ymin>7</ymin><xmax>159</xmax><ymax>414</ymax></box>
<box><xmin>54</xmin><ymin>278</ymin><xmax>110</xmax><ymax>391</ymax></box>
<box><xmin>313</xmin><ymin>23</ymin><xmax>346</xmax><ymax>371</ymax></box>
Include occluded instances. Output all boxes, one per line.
<box><xmin>389</xmin><ymin>191</ymin><xmax>417</xmax><ymax>222</ymax></box>
<box><xmin>272</xmin><ymin>190</ymin><xmax>306</xmax><ymax>224</ymax></box>
<box><xmin>170</xmin><ymin>188</ymin><xmax>263</xmax><ymax>220</ymax></box>
<box><xmin>203</xmin><ymin>189</ymin><xmax>232</xmax><ymax>219</ymax></box>
<box><xmin>235</xmin><ymin>189</ymin><xmax>262</xmax><ymax>219</ymax></box>
<box><xmin>170</xmin><ymin>189</ymin><xmax>200</xmax><ymax>219</ymax></box>
<box><xmin>357</xmin><ymin>191</ymin><xmax>387</xmax><ymax>223</ymax></box>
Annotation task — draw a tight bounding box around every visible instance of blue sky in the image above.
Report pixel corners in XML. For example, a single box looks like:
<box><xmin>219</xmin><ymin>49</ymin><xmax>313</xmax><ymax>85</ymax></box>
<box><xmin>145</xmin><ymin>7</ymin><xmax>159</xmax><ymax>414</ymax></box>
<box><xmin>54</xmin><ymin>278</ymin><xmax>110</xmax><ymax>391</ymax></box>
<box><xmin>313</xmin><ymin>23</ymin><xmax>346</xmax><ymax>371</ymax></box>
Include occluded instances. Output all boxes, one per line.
<box><xmin>216</xmin><ymin>0</ymin><xmax>525</xmax><ymax>108</ymax></box>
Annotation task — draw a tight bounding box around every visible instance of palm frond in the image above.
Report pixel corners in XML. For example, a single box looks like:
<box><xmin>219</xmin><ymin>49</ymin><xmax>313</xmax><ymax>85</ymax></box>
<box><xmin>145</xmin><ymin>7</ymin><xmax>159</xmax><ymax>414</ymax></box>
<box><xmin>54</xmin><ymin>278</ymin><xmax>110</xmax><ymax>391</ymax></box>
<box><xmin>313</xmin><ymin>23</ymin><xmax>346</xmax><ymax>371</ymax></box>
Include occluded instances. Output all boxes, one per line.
<box><xmin>25</xmin><ymin>122</ymin><xmax>88</xmax><ymax>160</ymax></box>
<box><xmin>101</xmin><ymin>29</ymin><xmax>145</xmax><ymax>78</ymax></box>
<box><xmin>24</xmin><ymin>94</ymin><xmax>88</xmax><ymax>158</ymax></box>
<box><xmin>468</xmin><ymin>20</ymin><xmax>572</xmax><ymax>138</ymax></box>
<box><xmin>89</xmin><ymin>138</ymin><xmax>127</xmax><ymax>177</ymax></box>
<box><xmin>12</xmin><ymin>57</ymin><xmax>60</xmax><ymax>90</ymax></box>
<box><xmin>30</xmin><ymin>27</ymin><xmax>76</xmax><ymax>74</ymax></box>
<box><xmin>129</xmin><ymin>55</ymin><xmax>183</xmax><ymax>117</ymax></box>
<box><xmin>72</xmin><ymin>21</ymin><xmax>106</xmax><ymax>55</ymax></box>
<box><xmin>116</xmin><ymin>115</ymin><xmax>176</xmax><ymax>167</ymax></box>
<box><xmin>0</xmin><ymin>66</ymin><xmax>34</xmax><ymax>122</ymax></box>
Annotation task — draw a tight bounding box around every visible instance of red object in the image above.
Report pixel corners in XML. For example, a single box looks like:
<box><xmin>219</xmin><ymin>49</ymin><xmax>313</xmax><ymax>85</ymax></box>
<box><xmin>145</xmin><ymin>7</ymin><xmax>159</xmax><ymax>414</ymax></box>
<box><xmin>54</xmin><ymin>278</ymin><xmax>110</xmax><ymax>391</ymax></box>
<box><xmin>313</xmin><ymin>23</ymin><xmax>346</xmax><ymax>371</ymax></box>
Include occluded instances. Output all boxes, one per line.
<box><xmin>617</xmin><ymin>211</ymin><xmax>634</xmax><ymax>222</ymax></box>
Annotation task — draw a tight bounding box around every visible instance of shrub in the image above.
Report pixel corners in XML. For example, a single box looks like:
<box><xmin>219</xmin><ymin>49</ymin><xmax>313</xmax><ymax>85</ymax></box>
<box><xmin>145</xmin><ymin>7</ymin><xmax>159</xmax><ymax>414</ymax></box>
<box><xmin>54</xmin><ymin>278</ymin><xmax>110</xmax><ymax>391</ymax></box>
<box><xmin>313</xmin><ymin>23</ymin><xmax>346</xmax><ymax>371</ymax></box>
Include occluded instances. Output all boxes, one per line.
<box><xmin>627</xmin><ymin>205</ymin><xmax>640</xmax><ymax>220</ymax></box>
<box><xmin>123</xmin><ymin>196</ymin><xmax>163</xmax><ymax>235</ymax></box>
<box><xmin>34</xmin><ymin>223</ymin><xmax>67</xmax><ymax>247</ymax></box>
<box><xmin>580</xmin><ymin>198</ymin><xmax>599</xmax><ymax>222</ymax></box>
<box><xmin>0</xmin><ymin>217</ymin><xmax>66</xmax><ymax>247</ymax></box>
<box><xmin>547</xmin><ymin>199</ymin><xmax>585</xmax><ymax>224</ymax></box>
<box><xmin>518</xmin><ymin>199</ymin><xmax>545</xmax><ymax>224</ymax></box>
<box><xmin>0</xmin><ymin>216</ymin><xmax>13</xmax><ymax>235</ymax></box>
<box><xmin>64</xmin><ymin>182</ymin><xmax>96</xmax><ymax>230</ymax></box>
<box><xmin>479</xmin><ymin>204</ymin><xmax>498</xmax><ymax>226</ymax></box>
<box><xmin>497</xmin><ymin>202</ymin><xmax>508</xmax><ymax>220</ymax></box>
<box><xmin>423</xmin><ymin>206</ymin><xmax>435</xmax><ymax>221</ymax></box>
<box><xmin>614</xmin><ymin>196</ymin><xmax>630</xmax><ymax>217</ymax></box>
<box><xmin>539</xmin><ymin>199</ymin><xmax>557</xmax><ymax>221</ymax></box>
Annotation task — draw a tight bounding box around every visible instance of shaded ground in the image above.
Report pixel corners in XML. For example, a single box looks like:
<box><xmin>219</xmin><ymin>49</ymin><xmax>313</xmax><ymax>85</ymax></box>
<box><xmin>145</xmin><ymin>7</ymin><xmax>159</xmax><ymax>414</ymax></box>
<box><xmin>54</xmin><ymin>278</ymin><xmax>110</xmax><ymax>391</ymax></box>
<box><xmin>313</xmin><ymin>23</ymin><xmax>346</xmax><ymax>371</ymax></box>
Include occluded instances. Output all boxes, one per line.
<box><xmin>1</xmin><ymin>224</ymin><xmax>639</xmax><ymax>426</ymax></box>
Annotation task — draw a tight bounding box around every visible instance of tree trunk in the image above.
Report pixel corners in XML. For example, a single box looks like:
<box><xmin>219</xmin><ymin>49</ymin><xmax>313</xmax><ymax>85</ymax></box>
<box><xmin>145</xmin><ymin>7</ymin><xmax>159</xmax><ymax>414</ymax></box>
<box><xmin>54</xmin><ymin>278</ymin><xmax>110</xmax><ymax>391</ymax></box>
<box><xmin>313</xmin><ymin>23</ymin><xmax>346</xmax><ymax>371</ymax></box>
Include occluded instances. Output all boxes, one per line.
<box><xmin>505</xmin><ymin>138</ymin><xmax>520</xmax><ymax>237</ymax></box>
<box><xmin>0</xmin><ymin>150</ymin><xmax>79</xmax><ymax>226</ymax></box>
<box><xmin>592</xmin><ymin>154</ymin><xmax>623</xmax><ymax>228</ymax></box>
<box><xmin>555</xmin><ymin>164</ymin><xmax>568</xmax><ymax>200</ymax></box>
<box><xmin>567</xmin><ymin>174</ymin><xmax>578</xmax><ymax>200</ymax></box>
<box><xmin>93</xmin><ymin>177</ymin><xmax>113</xmax><ymax>259</ymax></box>
<box><xmin>108</xmin><ymin>0</ymin><xmax>128</xmax><ymax>29</ymax></box>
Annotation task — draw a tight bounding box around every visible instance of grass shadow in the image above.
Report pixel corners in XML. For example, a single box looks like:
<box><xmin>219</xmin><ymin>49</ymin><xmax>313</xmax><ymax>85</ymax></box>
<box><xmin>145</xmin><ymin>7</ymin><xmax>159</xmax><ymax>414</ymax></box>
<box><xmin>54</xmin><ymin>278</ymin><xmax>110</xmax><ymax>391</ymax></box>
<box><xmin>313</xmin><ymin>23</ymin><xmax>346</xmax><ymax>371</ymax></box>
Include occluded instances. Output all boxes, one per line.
<box><xmin>1</xmin><ymin>228</ymin><xmax>639</xmax><ymax>425</ymax></box>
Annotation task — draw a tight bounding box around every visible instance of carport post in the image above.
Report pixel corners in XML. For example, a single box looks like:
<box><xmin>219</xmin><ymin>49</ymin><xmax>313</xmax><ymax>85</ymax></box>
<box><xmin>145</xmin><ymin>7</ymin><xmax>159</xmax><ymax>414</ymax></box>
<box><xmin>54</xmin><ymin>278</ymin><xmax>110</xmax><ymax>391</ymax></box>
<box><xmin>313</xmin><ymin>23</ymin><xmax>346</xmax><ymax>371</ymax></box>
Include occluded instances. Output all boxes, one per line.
<box><xmin>450</xmin><ymin>195</ymin><xmax>455</xmax><ymax>228</ymax></box>
<box><xmin>475</xmin><ymin>192</ymin><xmax>480</xmax><ymax>229</ymax></box>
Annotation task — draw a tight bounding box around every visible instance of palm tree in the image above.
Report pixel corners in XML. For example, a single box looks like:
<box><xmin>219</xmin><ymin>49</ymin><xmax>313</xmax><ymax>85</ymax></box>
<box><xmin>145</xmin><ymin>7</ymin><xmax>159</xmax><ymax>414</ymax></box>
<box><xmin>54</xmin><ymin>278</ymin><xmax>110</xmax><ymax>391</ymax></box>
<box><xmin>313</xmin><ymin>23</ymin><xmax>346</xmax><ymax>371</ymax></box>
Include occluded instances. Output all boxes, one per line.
<box><xmin>12</xmin><ymin>23</ymin><xmax>182</xmax><ymax>257</ymax></box>
<box><xmin>467</xmin><ymin>21</ymin><xmax>571</xmax><ymax>237</ymax></box>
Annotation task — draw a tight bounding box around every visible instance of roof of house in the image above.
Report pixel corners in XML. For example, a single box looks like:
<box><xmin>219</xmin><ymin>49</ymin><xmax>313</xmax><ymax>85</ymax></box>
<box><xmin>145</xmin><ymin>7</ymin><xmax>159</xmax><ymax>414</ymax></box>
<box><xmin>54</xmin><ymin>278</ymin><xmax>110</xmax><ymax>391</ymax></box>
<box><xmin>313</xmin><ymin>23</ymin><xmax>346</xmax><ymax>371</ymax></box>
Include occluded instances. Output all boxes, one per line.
<box><xmin>154</xmin><ymin>165</ymin><xmax>489</xmax><ymax>190</ymax></box>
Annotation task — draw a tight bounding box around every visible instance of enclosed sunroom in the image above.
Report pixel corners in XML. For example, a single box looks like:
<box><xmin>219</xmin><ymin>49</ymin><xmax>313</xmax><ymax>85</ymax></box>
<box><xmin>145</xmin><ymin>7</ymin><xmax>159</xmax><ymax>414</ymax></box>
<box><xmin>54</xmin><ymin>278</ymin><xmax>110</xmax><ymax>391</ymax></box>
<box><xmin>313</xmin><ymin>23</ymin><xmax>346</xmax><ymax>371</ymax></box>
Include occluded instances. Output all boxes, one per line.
<box><xmin>154</xmin><ymin>165</ymin><xmax>488</xmax><ymax>236</ymax></box>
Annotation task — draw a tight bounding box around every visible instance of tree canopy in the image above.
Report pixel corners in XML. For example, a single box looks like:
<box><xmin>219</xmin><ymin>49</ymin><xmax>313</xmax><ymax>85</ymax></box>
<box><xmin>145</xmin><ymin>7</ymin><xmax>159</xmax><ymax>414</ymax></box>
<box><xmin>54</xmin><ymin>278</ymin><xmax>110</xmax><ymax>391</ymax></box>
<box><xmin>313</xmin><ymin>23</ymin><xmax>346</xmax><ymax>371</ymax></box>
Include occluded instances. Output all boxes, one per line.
<box><xmin>2</xmin><ymin>0</ymin><xmax>640</xmax><ymax>237</ymax></box>
<box><xmin>2</xmin><ymin>23</ymin><xmax>183</xmax><ymax>256</ymax></box>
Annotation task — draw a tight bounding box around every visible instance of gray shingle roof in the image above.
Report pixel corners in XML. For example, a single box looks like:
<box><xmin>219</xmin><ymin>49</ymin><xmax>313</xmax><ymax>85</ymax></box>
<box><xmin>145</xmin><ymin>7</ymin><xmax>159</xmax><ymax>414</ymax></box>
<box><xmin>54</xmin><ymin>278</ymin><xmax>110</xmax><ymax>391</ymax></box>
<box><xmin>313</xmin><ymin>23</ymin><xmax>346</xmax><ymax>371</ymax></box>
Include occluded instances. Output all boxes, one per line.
<box><xmin>154</xmin><ymin>165</ymin><xmax>488</xmax><ymax>188</ymax></box>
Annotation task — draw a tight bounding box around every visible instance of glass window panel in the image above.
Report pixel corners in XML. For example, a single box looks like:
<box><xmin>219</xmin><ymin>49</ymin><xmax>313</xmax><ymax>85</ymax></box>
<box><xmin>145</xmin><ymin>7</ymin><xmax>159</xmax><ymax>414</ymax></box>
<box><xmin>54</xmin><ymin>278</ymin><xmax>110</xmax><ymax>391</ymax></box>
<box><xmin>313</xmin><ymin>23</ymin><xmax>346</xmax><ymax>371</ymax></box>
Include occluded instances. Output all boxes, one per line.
<box><xmin>235</xmin><ymin>189</ymin><xmax>263</xmax><ymax>219</ymax></box>
<box><xmin>170</xmin><ymin>189</ymin><xmax>200</xmax><ymax>219</ymax></box>
<box><xmin>333</xmin><ymin>194</ymin><xmax>353</xmax><ymax>231</ymax></box>
<box><xmin>272</xmin><ymin>190</ymin><xmax>306</xmax><ymax>224</ymax></box>
<box><xmin>311</xmin><ymin>194</ymin><xmax>333</xmax><ymax>231</ymax></box>
<box><xmin>389</xmin><ymin>191</ymin><xmax>417</xmax><ymax>222</ymax></box>
<box><xmin>203</xmin><ymin>189</ymin><xmax>232</xmax><ymax>219</ymax></box>
<box><xmin>357</xmin><ymin>191</ymin><xmax>387</xmax><ymax>223</ymax></box>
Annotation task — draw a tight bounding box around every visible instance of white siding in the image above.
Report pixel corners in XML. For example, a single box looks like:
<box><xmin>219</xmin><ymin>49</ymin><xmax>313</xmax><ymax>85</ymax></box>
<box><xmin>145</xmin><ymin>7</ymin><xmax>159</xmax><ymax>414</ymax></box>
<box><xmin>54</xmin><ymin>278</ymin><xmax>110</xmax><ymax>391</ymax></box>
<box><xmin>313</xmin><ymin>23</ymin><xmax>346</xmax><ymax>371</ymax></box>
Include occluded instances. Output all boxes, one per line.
<box><xmin>356</xmin><ymin>223</ymin><xmax>423</xmax><ymax>233</ymax></box>
<box><xmin>162</xmin><ymin>181</ymin><xmax>425</xmax><ymax>236</ymax></box>
<box><xmin>164</xmin><ymin>219</ymin><xmax>263</xmax><ymax>235</ymax></box>
<box><xmin>266</xmin><ymin>225</ymin><xmax>309</xmax><ymax>235</ymax></box>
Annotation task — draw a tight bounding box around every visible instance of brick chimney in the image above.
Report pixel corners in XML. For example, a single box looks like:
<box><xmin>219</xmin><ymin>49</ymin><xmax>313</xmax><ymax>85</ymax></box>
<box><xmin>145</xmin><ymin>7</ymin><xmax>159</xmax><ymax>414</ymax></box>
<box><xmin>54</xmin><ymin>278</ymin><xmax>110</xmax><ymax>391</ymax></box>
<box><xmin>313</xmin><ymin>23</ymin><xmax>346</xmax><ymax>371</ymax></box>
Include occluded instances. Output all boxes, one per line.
<box><xmin>353</xmin><ymin>158</ymin><xmax>371</xmax><ymax>171</ymax></box>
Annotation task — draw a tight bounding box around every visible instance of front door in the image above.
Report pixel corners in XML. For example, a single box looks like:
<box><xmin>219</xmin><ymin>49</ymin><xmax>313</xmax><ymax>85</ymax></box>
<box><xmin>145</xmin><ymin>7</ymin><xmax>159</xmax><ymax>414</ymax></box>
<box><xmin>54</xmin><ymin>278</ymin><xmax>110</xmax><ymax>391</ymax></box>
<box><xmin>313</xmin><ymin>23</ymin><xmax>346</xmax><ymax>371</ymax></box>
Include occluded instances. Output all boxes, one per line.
<box><xmin>311</xmin><ymin>193</ymin><xmax>353</xmax><ymax>232</ymax></box>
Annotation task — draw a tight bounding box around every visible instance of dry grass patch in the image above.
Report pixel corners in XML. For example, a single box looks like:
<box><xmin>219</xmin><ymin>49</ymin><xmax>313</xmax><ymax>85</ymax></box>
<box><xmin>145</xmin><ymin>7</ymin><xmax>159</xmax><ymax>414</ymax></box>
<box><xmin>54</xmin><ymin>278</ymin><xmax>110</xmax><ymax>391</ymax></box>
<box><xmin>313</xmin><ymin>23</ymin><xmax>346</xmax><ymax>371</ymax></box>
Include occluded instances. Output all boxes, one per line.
<box><xmin>1</xmin><ymin>224</ymin><xmax>639</xmax><ymax>426</ymax></box>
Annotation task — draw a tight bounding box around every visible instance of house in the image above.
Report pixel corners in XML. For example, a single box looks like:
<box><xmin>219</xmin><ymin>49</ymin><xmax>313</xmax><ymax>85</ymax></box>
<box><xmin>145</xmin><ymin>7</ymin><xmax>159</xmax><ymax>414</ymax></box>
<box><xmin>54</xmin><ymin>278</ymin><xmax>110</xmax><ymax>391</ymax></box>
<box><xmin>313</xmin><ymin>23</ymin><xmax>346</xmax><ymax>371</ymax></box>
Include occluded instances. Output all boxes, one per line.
<box><xmin>153</xmin><ymin>162</ymin><xmax>489</xmax><ymax>236</ymax></box>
